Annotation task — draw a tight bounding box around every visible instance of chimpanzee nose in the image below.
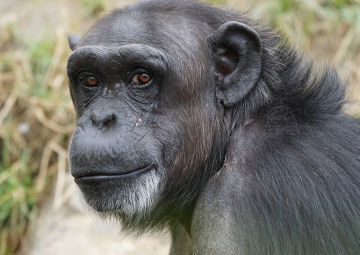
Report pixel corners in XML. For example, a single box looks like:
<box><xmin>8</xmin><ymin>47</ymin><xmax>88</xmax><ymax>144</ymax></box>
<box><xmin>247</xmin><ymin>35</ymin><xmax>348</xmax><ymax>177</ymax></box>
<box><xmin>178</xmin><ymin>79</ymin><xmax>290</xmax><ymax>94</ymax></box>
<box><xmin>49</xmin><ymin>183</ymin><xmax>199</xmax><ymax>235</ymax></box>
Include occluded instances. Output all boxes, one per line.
<box><xmin>90</xmin><ymin>112</ymin><xmax>116</xmax><ymax>132</ymax></box>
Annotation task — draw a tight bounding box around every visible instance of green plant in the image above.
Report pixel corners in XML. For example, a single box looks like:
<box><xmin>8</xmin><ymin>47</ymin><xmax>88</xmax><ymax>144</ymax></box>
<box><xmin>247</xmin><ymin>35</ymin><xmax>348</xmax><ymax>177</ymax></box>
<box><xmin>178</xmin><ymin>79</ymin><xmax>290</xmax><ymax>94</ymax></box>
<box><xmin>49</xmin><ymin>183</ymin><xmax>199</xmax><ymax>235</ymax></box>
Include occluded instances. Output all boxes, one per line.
<box><xmin>81</xmin><ymin>0</ymin><xmax>106</xmax><ymax>16</ymax></box>
<box><xmin>205</xmin><ymin>0</ymin><xmax>228</xmax><ymax>6</ymax></box>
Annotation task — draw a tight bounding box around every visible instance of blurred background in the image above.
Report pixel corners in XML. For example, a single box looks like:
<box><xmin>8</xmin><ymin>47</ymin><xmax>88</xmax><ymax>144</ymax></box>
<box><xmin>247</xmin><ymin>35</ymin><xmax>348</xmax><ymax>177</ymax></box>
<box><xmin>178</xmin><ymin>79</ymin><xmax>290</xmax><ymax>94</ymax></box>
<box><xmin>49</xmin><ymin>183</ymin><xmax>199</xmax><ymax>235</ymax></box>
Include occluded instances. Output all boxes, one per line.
<box><xmin>0</xmin><ymin>0</ymin><xmax>359</xmax><ymax>254</ymax></box>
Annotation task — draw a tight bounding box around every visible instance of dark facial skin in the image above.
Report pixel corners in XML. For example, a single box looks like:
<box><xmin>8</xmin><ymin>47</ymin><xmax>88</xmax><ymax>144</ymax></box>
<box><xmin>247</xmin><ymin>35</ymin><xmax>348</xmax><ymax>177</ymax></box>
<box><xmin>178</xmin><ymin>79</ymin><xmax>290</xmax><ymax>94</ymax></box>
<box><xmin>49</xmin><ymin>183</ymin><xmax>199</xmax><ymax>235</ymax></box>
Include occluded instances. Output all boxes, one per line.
<box><xmin>67</xmin><ymin>1</ymin><xmax>360</xmax><ymax>254</ymax></box>
<box><xmin>68</xmin><ymin>46</ymin><xmax>166</xmax><ymax>214</ymax></box>
<box><xmin>68</xmin><ymin>45</ymin><xmax>167</xmax><ymax>177</ymax></box>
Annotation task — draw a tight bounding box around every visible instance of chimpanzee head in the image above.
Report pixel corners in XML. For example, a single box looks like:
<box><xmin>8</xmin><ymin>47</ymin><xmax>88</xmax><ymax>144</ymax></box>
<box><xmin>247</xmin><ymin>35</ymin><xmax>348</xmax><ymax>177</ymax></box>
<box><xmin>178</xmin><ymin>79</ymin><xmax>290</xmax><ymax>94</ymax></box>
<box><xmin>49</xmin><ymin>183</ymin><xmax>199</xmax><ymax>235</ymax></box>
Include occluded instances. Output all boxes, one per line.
<box><xmin>67</xmin><ymin>0</ymin><xmax>262</xmax><ymax>231</ymax></box>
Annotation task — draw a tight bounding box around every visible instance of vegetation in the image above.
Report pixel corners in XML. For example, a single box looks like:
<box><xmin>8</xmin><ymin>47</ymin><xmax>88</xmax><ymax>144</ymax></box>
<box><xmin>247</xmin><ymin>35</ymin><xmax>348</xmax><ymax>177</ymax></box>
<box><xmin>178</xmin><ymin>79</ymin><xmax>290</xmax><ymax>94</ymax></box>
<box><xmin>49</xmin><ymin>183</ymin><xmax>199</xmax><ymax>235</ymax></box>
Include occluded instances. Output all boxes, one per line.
<box><xmin>0</xmin><ymin>21</ymin><xmax>75</xmax><ymax>255</ymax></box>
<box><xmin>0</xmin><ymin>0</ymin><xmax>358</xmax><ymax>254</ymax></box>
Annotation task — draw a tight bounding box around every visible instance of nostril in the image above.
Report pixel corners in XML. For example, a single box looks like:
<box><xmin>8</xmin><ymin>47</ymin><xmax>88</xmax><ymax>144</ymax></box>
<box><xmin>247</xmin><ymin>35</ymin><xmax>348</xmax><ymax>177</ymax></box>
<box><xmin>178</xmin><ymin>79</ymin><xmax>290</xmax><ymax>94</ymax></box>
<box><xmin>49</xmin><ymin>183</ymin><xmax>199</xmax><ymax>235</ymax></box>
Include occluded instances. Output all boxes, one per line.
<box><xmin>103</xmin><ymin>114</ymin><xmax>115</xmax><ymax>127</ymax></box>
<box><xmin>90</xmin><ymin>113</ymin><xmax>116</xmax><ymax>131</ymax></box>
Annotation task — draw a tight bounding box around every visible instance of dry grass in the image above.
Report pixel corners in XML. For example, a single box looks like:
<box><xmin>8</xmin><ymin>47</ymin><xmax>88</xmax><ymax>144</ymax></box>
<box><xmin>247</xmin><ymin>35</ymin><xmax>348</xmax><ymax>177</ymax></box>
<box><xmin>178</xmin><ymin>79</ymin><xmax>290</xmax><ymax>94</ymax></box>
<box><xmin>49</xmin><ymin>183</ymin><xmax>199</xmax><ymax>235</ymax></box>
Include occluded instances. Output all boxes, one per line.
<box><xmin>0</xmin><ymin>0</ymin><xmax>359</xmax><ymax>254</ymax></box>
<box><xmin>0</xmin><ymin>20</ymin><xmax>75</xmax><ymax>255</ymax></box>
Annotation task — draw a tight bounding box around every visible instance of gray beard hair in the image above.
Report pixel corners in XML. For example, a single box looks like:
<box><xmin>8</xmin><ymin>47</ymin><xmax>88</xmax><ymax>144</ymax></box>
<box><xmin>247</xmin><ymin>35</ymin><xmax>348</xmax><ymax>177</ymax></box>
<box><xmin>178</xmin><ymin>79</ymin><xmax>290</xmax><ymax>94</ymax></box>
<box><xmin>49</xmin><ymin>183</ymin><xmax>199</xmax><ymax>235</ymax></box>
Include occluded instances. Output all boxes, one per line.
<box><xmin>78</xmin><ymin>169</ymin><xmax>164</xmax><ymax>235</ymax></box>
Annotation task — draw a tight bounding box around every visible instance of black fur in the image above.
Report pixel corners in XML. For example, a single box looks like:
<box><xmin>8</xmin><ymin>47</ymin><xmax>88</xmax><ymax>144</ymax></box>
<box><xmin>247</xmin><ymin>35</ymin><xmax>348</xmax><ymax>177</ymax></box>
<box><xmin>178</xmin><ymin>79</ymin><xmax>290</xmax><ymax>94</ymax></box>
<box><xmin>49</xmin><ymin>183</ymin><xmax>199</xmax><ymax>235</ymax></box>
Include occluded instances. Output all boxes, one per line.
<box><xmin>67</xmin><ymin>1</ymin><xmax>360</xmax><ymax>254</ymax></box>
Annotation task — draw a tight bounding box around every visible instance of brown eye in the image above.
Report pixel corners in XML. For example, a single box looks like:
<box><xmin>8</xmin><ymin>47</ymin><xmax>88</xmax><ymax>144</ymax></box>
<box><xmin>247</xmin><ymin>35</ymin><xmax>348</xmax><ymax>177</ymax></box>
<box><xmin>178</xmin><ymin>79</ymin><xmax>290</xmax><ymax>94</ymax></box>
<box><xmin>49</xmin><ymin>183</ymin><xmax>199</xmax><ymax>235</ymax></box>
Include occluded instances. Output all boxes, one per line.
<box><xmin>130</xmin><ymin>73</ymin><xmax>152</xmax><ymax>86</ymax></box>
<box><xmin>81</xmin><ymin>76</ymin><xmax>98</xmax><ymax>87</ymax></box>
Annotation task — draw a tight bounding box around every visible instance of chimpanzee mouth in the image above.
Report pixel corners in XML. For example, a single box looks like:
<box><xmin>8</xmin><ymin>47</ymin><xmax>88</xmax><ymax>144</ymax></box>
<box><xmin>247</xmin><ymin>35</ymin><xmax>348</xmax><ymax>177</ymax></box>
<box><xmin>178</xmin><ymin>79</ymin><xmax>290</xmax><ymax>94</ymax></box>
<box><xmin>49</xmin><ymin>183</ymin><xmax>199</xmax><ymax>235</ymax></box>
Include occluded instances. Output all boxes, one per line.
<box><xmin>74</xmin><ymin>163</ymin><xmax>156</xmax><ymax>185</ymax></box>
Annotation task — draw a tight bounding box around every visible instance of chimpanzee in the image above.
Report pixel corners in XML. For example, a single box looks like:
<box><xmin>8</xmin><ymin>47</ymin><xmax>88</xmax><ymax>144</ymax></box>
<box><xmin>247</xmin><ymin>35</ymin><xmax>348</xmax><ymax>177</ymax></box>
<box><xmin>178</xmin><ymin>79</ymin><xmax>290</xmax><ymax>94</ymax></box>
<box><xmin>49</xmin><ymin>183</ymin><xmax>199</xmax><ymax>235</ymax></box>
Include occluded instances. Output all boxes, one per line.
<box><xmin>66</xmin><ymin>0</ymin><xmax>360</xmax><ymax>254</ymax></box>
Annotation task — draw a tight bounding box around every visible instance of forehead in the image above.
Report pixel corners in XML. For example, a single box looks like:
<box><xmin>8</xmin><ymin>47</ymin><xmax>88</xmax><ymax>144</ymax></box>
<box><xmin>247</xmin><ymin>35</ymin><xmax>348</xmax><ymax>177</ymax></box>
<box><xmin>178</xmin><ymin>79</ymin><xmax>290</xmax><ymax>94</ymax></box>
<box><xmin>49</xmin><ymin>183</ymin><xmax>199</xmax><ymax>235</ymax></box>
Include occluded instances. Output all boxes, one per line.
<box><xmin>78</xmin><ymin>8</ymin><xmax>208</xmax><ymax>52</ymax></box>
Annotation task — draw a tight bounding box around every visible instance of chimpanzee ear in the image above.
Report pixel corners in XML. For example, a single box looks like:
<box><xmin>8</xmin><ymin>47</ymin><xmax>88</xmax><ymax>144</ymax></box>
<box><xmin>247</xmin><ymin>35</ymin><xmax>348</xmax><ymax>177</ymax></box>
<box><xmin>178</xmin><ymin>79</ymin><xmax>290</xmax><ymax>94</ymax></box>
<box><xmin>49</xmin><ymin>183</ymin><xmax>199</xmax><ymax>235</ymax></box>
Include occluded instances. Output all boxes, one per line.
<box><xmin>209</xmin><ymin>21</ymin><xmax>262</xmax><ymax>107</ymax></box>
<box><xmin>68</xmin><ymin>34</ymin><xmax>81</xmax><ymax>51</ymax></box>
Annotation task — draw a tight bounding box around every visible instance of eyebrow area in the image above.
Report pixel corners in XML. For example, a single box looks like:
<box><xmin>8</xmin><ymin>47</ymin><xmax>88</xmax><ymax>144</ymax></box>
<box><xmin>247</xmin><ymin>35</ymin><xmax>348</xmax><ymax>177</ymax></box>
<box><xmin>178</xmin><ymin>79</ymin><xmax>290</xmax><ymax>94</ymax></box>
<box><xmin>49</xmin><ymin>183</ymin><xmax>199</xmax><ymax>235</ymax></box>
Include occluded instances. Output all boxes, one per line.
<box><xmin>67</xmin><ymin>44</ymin><xmax>170</xmax><ymax>78</ymax></box>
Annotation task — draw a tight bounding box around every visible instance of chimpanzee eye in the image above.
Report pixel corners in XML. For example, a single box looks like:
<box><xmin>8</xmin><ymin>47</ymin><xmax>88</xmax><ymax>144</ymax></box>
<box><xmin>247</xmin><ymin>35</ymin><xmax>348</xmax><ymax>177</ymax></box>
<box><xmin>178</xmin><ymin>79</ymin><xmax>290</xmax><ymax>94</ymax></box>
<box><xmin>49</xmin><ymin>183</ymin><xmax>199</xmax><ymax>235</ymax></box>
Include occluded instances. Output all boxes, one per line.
<box><xmin>130</xmin><ymin>73</ymin><xmax>152</xmax><ymax>86</ymax></box>
<box><xmin>81</xmin><ymin>76</ymin><xmax>98</xmax><ymax>87</ymax></box>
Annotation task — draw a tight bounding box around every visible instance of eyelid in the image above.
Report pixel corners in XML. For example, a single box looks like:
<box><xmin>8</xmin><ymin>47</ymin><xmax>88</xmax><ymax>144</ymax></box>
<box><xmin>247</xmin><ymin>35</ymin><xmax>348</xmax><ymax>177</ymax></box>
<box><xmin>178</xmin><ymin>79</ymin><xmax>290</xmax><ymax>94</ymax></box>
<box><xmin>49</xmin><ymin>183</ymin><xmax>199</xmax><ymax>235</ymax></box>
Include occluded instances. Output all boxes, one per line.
<box><xmin>128</xmin><ymin>68</ymin><xmax>150</xmax><ymax>77</ymax></box>
<box><xmin>77</xmin><ymin>72</ymin><xmax>92</xmax><ymax>81</ymax></box>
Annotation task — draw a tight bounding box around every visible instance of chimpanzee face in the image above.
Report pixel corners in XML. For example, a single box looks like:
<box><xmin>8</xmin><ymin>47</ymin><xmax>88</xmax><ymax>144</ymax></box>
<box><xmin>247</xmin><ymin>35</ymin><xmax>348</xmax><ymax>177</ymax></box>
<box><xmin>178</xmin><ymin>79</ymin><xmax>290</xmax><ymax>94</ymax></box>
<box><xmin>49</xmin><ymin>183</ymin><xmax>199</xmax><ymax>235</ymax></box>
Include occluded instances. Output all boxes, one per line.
<box><xmin>67</xmin><ymin>9</ymin><xmax>225</xmax><ymax>225</ymax></box>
